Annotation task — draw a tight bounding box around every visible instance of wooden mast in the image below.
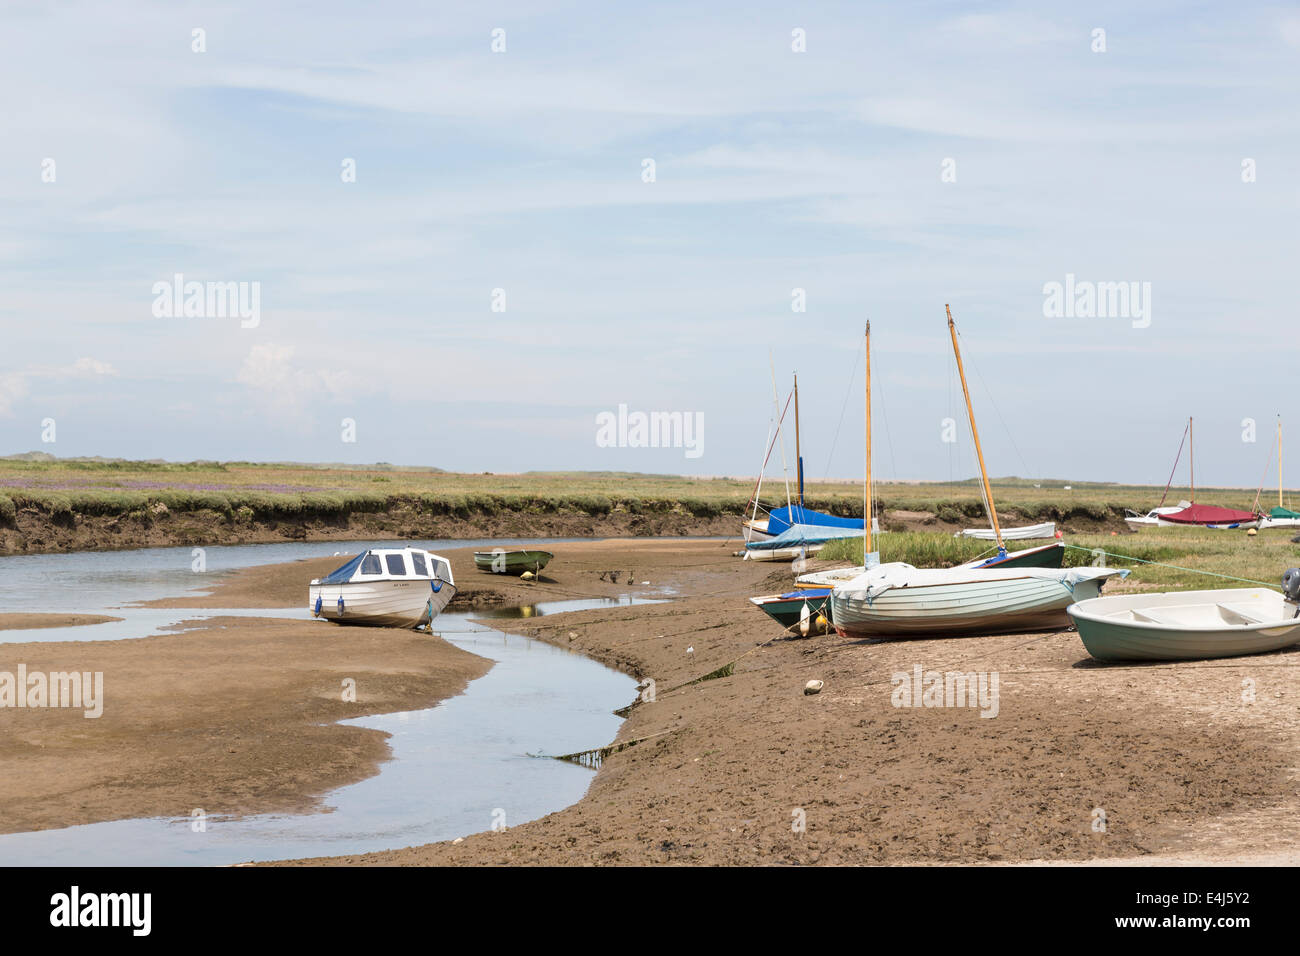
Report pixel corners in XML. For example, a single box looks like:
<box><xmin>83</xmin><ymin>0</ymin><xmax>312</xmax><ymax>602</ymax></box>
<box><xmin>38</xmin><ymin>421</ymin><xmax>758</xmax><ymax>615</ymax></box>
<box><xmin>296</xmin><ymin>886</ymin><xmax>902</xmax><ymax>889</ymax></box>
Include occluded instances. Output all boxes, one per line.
<box><xmin>864</xmin><ymin>322</ymin><xmax>872</xmax><ymax>558</ymax></box>
<box><xmin>946</xmin><ymin>305</ymin><xmax>1002</xmax><ymax>550</ymax></box>
<box><xmin>794</xmin><ymin>373</ymin><xmax>803</xmax><ymax>507</ymax></box>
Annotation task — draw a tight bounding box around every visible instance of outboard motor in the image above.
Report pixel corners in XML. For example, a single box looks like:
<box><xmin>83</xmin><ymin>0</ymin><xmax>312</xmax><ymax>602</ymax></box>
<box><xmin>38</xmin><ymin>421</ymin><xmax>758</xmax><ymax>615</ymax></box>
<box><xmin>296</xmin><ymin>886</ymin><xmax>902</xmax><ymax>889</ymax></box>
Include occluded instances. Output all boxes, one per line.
<box><xmin>1282</xmin><ymin>569</ymin><xmax>1300</xmax><ymax>616</ymax></box>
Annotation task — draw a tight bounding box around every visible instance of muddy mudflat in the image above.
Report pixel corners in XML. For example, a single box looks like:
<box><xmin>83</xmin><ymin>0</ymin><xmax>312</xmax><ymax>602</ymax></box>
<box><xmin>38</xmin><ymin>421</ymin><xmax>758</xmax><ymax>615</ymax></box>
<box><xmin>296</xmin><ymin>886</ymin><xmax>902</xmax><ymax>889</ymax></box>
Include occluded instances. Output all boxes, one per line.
<box><xmin>3</xmin><ymin>537</ymin><xmax>1295</xmax><ymax>865</ymax></box>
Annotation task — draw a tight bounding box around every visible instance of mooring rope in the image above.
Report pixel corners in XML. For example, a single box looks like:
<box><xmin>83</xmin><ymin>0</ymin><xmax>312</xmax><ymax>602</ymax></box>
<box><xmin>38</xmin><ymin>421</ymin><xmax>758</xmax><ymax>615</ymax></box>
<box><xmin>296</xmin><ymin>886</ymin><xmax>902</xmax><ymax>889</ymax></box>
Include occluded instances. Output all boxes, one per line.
<box><xmin>1061</xmin><ymin>544</ymin><xmax>1275</xmax><ymax>588</ymax></box>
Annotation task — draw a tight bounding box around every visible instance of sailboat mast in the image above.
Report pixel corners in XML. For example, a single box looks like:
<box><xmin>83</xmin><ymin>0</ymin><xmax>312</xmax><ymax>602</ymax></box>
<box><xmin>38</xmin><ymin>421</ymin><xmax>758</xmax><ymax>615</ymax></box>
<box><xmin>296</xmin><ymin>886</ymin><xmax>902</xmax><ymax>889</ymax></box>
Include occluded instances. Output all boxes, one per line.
<box><xmin>794</xmin><ymin>373</ymin><xmax>803</xmax><ymax>507</ymax></box>
<box><xmin>1279</xmin><ymin>416</ymin><xmax>1283</xmax><ymax>509</ymax></box>
<box><xmin>1189</xmin><ymin>416</ymin><xmax>1195</xmax><ymax>502</ymax></box>
<box><xmin>946</xmin><ymin>305</ymin><xmax>1002</xmax><ymax>550</ymax></box>
<box><xmin>770</xmin><ymin>354</ymin><xmax>793</xmax><ymax>514</ymax></box>
<box><xmin>864</xmin><ymin>322</ymin><xmax>872</xmax><ymax>557</ymax></box>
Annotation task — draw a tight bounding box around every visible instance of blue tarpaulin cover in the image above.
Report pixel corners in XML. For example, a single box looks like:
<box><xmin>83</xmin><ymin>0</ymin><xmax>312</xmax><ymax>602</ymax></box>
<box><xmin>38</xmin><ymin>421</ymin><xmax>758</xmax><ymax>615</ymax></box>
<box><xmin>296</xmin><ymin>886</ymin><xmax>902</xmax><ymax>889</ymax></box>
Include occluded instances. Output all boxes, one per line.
<box><xmin>317</xmin><ymin>552</ymin><xmax>367</xmax><ymax>585</ymax></box>
<box><xmin>746</xmin><ymin>523</ymin><xmax>860</xmax><ymax>551</ymax></box>
<box><xmin>765</xmin><ymin>506</ymin><xmax>863</xmax><ymax>537</ymax></box>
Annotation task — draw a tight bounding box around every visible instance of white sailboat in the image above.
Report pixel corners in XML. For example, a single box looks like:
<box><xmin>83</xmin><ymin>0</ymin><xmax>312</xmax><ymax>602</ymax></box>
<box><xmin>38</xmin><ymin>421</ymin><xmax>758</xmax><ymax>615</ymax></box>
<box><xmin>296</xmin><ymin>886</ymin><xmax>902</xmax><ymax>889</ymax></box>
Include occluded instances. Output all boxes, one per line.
<box><xmin>742</xmin><ymin>370</ymin><xmax>865</xmax><ymax>558</ymax></box>
<box><xmin>829</xmin><ymin>306</ymin><xmax>1125</xmax><ymax>640</ymax></box>
<box><xmin>1124</xmin><ymin>418</ymin><xmax>1259</xmax><ymax>529</ymax></box>
<box><xmin>1123</xmin><ymin>504</ymin><xmax>1190</xmax><ymax>527</ymax></box>
<box><xmin>309</xmin><ymin>547</ymin><xmax>457</xmax><ymax>628</ymax></box>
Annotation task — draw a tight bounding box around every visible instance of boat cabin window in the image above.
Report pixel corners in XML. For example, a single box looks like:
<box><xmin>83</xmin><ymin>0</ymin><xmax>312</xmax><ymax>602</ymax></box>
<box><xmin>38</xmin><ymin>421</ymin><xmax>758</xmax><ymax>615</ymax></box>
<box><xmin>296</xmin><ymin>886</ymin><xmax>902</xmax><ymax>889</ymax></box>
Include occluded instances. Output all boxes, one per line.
<box><xmin>430</xmin><ymin>559</ymin><xmax>450</xmax><ymax>581</ymax></box>
<box><xmin>360</xmin><ymin>554</ymin><xmax>382</xmax><ymax>575</ymax></box>
<box><xmin>410</xmin><ymin>552</ymin><xmax>428</xmax><ymax>576</ymax></box>
<box><xmin>385</xmin><ymin>554</ymin><xmax>407</xmax><ymax>576</ymax></box>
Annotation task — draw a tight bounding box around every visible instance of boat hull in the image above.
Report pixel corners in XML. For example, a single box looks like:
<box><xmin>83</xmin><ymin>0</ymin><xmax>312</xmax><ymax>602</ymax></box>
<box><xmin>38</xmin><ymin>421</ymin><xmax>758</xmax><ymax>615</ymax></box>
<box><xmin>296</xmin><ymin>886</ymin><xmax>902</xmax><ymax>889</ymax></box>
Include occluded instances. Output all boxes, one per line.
<box><xmin>960</xmin><ymin>522</ymin><xmax>1056</xmax><ymax>541</ymax></box>
<box><xmin>309</xmin><ymin>579</ymin><xmax>456</xmax><ymax>628</ymax></box>
<box><xmin>750</xmin><ymin>589</ymin><xmax>832</xmax><ymax>635</ymax></box>
<box><xmin>960</xmin><ymin>541</ymin><xmax>1065</xmax><ymax>570</ymax></box>
<box><xmin>1068</xmin><ymin>588</ymin><xmax>1300</xmax><ymax>661</ymax></box>
<box><xmin>1258</xmin><ymin>517</ymin><xmax>1300</xmax><ymax>530</ymax></box>
<box><xmin>744</xmin><ymin>543</ymin><xmax>826</xmax><ymax>562</ymax></box>
<box><xmin>830</xmin><ymin>575</ymin><xmax>1107</xmax><ymax>638</ymax></box>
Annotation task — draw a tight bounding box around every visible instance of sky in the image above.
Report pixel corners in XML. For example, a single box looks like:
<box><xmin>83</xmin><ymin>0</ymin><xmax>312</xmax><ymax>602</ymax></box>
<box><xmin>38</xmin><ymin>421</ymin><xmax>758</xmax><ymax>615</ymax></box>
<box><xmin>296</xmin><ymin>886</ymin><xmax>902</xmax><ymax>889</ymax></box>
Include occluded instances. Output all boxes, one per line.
<box><xmin>1</xmin><ymin>2</ymin><xmax>1297</xmax><ymax>488</ymax></box>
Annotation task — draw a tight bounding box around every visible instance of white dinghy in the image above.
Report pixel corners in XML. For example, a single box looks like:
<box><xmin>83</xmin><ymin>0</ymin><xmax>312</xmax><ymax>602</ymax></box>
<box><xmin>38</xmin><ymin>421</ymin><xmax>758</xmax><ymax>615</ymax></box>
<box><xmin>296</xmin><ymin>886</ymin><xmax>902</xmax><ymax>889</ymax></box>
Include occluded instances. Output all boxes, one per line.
<box><xmin>830</xmin><ymin>563</ymin><xmax>1123</xmax><ymax>638</ymax></box>
<box><xmin>1123</xmin><ymin>504</ymin><xmax>1189</xmax><ymax>529</ymax></box>
<box><xmin>309</xmin><ymin>547</ymin><xmax>456</xmax><ymax>628</ymax></box>
<box><xmin>1068</xmin><ymin>570</ymin><xmax>1300</xmax><ymax>662</ymax></box>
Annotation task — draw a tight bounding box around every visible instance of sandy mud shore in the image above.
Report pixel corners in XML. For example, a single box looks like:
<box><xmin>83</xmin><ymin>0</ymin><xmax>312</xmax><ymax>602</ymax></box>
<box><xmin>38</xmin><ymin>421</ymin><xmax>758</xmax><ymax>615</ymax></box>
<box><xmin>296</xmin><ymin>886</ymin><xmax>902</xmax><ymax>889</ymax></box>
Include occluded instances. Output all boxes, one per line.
<box><xmin>0</xmin><ymin>617</ymin><xmax>489</xmax><ymax>835</ymax></box>
<box><xmin>288</xmin><ymin>540</ymin><xmax>1300</xmax><ymax>866</ymax></box>
<box><xmin>2</xmin><ymin>538</ymin><xmax>1296</xmax><ymax>865</ymax></box>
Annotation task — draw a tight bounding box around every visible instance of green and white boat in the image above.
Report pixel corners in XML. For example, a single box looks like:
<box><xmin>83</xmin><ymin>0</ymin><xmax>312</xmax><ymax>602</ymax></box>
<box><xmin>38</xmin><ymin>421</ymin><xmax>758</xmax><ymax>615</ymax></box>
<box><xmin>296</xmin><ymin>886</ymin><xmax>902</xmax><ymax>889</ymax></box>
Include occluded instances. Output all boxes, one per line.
<box><xmin>1068</xmin><ymin>575</ymin><xmax>1300</xmax><ymax>662</ymax></box>
<box><xmin>473</xmin><ymin>549</ymin><xmax>554</xmax><ymax>576</ymax></box>
<box><xmin>1260</xmin><ymin>505</ymin><xmax>1300</xmax><ymax>529</ymax></box>
<box><xmin>1258</xmin><ymin>416</ymin><xmax>1300</xmax><ymax>530</ymax></box>
<box><xmin>750</xmin><ymin>589</ymin><xmax>833</xmax><ymax>636</ymax></box>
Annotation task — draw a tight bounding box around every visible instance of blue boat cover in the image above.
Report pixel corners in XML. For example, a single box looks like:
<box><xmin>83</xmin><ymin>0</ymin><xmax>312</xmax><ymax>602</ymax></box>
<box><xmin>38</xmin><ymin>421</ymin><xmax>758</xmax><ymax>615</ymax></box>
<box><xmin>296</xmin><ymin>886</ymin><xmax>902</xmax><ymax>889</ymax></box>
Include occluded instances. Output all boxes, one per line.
<box><xmin>771</xmin><ymin>589</ymin><xmax>832</xmax><ymax>600</ymax></box>
<box><xmin>317</xmin><ymin>552</ymin><xmax>367</xmax><ymax>585</ymax></box>
<box><xmin>746</xmin><ymin>523</ymin><xmax>860</xmax><ymax>551</ymax></box>
<box><xmin>765</xmin><ymin>506</ymin><xmax>863</xmax><ymax>537</ymax></box>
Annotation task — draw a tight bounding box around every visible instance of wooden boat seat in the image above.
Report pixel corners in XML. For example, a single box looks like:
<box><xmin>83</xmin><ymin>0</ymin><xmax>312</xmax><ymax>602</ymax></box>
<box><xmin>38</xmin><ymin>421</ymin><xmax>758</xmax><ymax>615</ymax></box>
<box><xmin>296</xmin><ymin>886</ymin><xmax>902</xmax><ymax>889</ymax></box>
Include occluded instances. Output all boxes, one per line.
<box><xmin>1215</xmin><ymin>603</ymin><xmax>1267</xmax><ymax>626</ymax></box>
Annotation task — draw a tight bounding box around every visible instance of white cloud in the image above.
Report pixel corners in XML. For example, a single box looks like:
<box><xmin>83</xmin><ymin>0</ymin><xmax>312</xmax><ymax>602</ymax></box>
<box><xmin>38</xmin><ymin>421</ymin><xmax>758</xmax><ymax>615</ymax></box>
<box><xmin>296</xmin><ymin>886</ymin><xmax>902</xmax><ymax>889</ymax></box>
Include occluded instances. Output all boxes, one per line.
<box><xmin>235</xmin><ymin>343</ymin><xmax>363</xmax><ymax>418</ymax></box>
<box><xmin>0</xmin><ymin>357</ymin><xmax>115</xmax><ymax>416</ymax></box>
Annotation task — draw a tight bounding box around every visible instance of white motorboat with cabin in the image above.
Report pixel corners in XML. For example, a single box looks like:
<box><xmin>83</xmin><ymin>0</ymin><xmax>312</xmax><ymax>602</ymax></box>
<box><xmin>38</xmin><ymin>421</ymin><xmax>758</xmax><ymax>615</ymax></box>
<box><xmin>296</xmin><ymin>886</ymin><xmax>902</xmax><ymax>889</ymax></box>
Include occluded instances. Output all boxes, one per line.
<box><xmin>309</xmin><ymin>547</ymin><xmax>456</xmax><ymax>628</ymax></box>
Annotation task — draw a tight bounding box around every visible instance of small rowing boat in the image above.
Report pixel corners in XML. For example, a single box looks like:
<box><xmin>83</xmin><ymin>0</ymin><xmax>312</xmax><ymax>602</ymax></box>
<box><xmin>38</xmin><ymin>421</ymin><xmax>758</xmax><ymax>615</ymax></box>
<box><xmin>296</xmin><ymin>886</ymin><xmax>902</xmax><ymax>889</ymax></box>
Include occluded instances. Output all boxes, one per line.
<box><xmin>1068</xmin><ymin>570</ymin><xmax>1300</xmax><ymax>661</ymax></box>
<box><xmin>750</xmin><ymin>589</ymin><xmax>832</xmax><ymax>636</ymax></box>
<box><xmin>473</xmin><ymin>549</ymin><xmax>553</xmax><ymax>576</ymax></box>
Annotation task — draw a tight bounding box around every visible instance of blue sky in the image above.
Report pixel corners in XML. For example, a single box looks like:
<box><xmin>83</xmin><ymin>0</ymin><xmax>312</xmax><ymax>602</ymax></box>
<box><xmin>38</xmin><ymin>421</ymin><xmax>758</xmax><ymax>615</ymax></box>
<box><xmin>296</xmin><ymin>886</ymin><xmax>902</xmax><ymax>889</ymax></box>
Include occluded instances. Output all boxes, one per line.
<box><xmin>1</xmin><ymin>2</ymin><xmax>1297</xmax><ymax>488</ymax></box>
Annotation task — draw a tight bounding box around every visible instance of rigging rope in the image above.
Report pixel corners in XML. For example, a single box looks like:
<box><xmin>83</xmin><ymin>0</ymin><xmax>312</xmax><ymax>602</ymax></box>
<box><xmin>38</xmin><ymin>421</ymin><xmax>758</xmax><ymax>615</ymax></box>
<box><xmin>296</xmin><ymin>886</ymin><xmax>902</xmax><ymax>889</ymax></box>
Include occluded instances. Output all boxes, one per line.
<box><xmin>954</xmin><ymin>325</ymin><xmax>1038</xmax><ymax>483</ymax></box>
<box><xmin>1158</xmin><ymin>420</ymin><xmax>1190</xmax><ymax>508</ymax></box>
<box><xmin>1061</xmin><ymin>544</ymin><xmax>1275</xmax><ymax>588</ymax></box>
<box><xmin>874</xmin><ymin>349</ymin><xmax>899</xmax><ymax>484</ymax></box>
<box><xmin>744</xmin><ymin>389</ymin><xmax>794</xmax><ymax>519</ymax></box>
<box><xmin>822</xmin><ymin>342</ymin><xmax>862</xmax><ymax>481</ymax></box>
<box><xmin>1251</xmin><ymin>429</ymin><xmax>1276</xmax><ymax>515</ymax></box>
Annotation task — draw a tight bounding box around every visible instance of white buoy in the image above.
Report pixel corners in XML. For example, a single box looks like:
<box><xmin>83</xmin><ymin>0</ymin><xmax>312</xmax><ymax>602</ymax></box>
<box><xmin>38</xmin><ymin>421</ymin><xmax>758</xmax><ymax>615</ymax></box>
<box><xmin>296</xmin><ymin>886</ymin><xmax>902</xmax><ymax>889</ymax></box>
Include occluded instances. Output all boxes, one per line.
<box><xmin>804</xmin><ymin>680</ymin><xmax>824</xmax><ymax>695</ymax></box>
